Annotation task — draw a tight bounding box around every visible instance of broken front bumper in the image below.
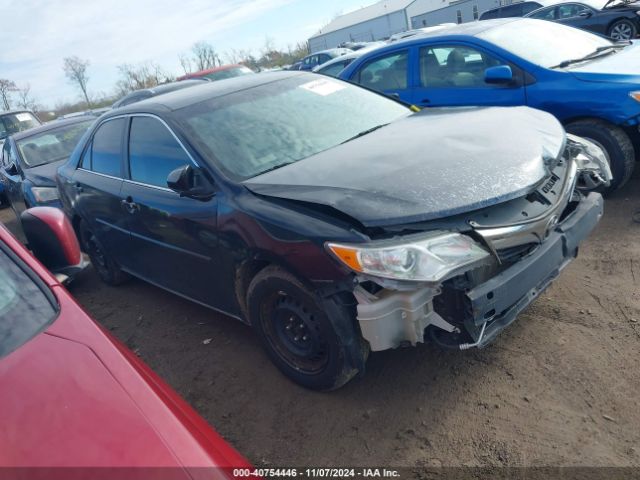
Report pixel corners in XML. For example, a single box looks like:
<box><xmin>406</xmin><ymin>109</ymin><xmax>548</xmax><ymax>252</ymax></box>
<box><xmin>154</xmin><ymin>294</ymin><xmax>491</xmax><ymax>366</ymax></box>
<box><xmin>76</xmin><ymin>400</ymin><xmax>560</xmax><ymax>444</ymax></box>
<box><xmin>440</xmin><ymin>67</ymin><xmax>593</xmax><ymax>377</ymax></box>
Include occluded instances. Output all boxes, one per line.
<box><xmin>355</xmin><ymin>192</ymin><xmax>603</xmax><ymax>351</ymax></box>
<box><xmin>465</xmin><ymin>191</ymin><xmax>603</xmax><ymax>347</ymax></box>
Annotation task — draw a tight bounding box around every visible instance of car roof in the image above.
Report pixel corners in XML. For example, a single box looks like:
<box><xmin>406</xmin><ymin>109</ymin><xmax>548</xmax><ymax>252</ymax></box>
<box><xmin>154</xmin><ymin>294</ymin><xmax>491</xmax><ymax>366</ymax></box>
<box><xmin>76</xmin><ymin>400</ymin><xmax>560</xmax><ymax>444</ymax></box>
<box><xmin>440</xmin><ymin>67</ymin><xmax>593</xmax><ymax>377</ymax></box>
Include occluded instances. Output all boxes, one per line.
<box><xmin>315</xmin><ymin>44</ymin><xmax>386</xmax><ymax>70</ymax></box>
<box><xmin>107</xmin><ymin>71</ymin><xmax>309</xmax><ymax>114</ymax></box>
<box><xmin>310</xmin><ymin>48</ymin><xmax>352</xmax><ymax>56</ymax></box>
<box><xmin>176</xmin><ymin>64</ymin><xmax>248</xmax><ymax>80</ymax></box>
<box><xmin>483</xmin><ymin>0</ymin><xmax>546</xmax><ymax>11</ymax></box>
<box><xmin>531</xmin><ymin>0</ymin><xmax>608</xmax><ymax>9</ymax></box>
<box><xmin>367</xmin><ymin>18</ymin><xmax>532</xmax><ymax>49</ymax></box>
<box><xmin>0</xmin><ymin>109</ymin><xmax>38</xmax><ymax>118</ymax></box>
<box><xmin>10</xmin><ymin>116</ymin><xmax>94</xmax><ymax>142</ymax></box>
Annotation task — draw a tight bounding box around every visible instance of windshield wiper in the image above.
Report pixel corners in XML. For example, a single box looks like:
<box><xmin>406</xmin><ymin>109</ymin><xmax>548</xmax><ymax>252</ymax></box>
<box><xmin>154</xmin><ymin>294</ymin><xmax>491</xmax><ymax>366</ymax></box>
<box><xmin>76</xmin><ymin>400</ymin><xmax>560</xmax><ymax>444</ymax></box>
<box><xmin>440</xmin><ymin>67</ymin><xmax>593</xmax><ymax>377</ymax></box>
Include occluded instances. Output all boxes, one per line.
<box><xmin>341</xmin><ymin>123</ymin><xmax>389</xmax><ymax>144</ymax></box>
<box><xmin>254</xmin><ymin>161</ymin><xmax>296</xmax><ymax>177</ymax></box>
<box><xmin>551</xmin><ymin>44</ymin><xmax>626</xmax><ymax>69</ymax></box>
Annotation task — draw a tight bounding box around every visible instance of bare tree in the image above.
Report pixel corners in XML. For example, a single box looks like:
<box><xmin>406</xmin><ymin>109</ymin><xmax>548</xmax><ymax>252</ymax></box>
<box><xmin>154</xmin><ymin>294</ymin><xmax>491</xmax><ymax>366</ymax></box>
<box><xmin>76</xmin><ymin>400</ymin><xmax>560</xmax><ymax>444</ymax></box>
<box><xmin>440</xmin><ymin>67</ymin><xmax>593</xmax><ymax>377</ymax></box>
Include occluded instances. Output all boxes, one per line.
<box><xmin>178</xmin><ymin>42</ymin><xmax>221</xmax><ymax>74</ymax></box>
<box><xmin>115</xmin><ymin>62</ymin><xmax>173</xmax><ymax>96</ymax></box>
<box><xmin>191</xmin><ymin>42</ymin><xmax>221</xmax><ymax>71</ymax></box>
<box><xmin>16</xmin><ymin>83</ymin><xmax>37</xmax><ymax>111</ymax></box>
<box><xmin>178</xmin><ymin>53</ymin><xmax>192</xmax><ymax>75</ymax></box>
<box><xmin>224</xmin><ymin>48</ymin><xmax>259</xmax><ymax>70</ymax></box>
<box><xmin>0</xmin><ymin>79</ymin><xmax>18</xmax><ymax>110</ymax></box>
<box><xmin>63</xmin><ymin>56</ymin><xmax>92</xmax><ymax>108</ymax></box>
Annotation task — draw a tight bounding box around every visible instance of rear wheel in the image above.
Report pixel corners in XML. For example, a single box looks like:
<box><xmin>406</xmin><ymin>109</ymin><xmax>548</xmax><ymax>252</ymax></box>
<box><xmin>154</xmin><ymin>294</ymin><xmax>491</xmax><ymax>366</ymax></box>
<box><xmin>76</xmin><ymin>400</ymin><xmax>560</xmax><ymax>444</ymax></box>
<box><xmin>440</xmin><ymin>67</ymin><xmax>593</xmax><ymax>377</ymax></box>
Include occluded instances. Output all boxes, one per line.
<box><xmin>566</xmin><ymin>119</ymin><xmax>635</xmax><ymax>193</ymax></box>
<box><xmin>247</xmin><ymin>265</ymin><xmax>367</xmax><ymax>390</ymax></box>
<box><xmin>79</xmin><ymin>220</ymin><xmax>129</xmax><ymax>286</ymax></box>
<box><xmin>608</xmin><ymin>20</ymin><xmax>636</xmax><ymax>40</ymax></box>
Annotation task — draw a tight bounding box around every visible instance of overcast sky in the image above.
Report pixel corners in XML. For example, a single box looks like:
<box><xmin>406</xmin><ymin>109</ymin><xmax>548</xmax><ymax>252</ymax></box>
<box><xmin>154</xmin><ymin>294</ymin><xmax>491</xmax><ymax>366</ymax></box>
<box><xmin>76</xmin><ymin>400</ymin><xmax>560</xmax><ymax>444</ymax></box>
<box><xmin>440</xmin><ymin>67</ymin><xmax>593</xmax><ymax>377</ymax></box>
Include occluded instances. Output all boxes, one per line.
<box><xmin>0</xmin><ymin>0</ymin><xmax>371</xmax><ymax>109</ymax></box>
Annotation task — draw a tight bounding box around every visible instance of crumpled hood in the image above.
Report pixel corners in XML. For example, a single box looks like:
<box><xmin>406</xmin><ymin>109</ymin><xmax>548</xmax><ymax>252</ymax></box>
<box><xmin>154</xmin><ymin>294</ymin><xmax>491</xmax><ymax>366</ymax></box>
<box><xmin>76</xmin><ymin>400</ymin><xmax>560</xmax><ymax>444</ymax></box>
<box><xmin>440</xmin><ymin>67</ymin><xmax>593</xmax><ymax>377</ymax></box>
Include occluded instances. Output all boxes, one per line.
<box><xmin>570</xmin><ymin>42</ymin><xmax>640</xmax><ymax>83</ymax></box>
<box><xmin>245</xmin><ymin>106</ymin><xmax>565</xmax><ymax>227</ymax></box>
<box><xmin>24</xmin><ymin>159</ymin><xmax>66</xmax><ymax>187</ymax></box>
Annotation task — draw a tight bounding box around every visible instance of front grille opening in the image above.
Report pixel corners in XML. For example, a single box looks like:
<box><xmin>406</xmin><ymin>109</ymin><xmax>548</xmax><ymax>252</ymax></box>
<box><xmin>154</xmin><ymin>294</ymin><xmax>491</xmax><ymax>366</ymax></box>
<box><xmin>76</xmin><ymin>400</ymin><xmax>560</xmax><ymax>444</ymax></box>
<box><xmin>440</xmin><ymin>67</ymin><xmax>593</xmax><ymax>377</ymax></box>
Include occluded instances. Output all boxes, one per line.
<box><xmin>496</xmin><ymin>243</ymin><xmax>538</xmax><ymax>263</ymax></box>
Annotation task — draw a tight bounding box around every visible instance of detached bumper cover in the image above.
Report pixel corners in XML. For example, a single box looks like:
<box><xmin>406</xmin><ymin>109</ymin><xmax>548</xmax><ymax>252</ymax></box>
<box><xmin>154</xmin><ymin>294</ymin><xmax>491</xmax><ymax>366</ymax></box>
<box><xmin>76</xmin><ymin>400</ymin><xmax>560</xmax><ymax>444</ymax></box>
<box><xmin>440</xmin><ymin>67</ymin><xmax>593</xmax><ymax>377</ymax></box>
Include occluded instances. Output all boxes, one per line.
<box><xmin>466</xmin><ymin>192</ymin><xmax>603</xmax><ymax>347</ymax></box>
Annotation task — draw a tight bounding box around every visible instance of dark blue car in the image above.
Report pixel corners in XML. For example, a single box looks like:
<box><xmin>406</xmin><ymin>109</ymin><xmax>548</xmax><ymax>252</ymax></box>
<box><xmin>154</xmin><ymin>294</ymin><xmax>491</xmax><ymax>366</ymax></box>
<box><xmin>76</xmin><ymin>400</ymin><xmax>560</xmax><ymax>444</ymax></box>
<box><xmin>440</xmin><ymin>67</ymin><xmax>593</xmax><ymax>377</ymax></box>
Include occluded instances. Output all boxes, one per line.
<box><xmin>0</xmin><ymin>117</ymin><xmax>94</xmax><ymax>220</ymax></box>
<box><xmin>296</xmin><ymin>48</ymin><xmax>352</xmax><ymax>71</ymax></box>
<box><xmin>339</xmin><ymin>18</ymin><xmax>640</xmax><ymax>190</ymax></box>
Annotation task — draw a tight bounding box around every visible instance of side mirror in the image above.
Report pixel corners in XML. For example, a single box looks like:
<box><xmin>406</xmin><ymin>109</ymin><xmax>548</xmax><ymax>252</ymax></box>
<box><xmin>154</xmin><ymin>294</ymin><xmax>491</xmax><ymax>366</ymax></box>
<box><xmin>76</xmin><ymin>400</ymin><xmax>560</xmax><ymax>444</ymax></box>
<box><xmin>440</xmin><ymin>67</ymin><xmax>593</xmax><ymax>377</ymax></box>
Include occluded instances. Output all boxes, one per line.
<box><xmin>167</xmin><ymin>164</ymin><xmax>215</xmax><ymax>200</ymax></box>
<box><xmin>578</xmin><ymin>10</ymin><xmax>592</xmax><ymax>17</ymax></box>
<box><xmin>20</xmin><ymin>207</ymin><xmax>86</xmax><ymax>283</ymax></box>
<box><xmin>484</xmin><ymin>65</ymin><xmax>513</xmax><ymax>85</ymax></box>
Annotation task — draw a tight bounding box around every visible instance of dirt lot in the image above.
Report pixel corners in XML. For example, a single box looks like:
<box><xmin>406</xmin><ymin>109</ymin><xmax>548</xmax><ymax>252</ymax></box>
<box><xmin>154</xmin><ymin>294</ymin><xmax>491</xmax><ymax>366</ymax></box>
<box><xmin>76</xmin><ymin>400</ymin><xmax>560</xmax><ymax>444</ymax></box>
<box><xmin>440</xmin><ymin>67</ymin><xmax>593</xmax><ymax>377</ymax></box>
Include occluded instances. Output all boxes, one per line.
<box><xmin>2</xmin><ymin>175</ymin><xmax>640</xmax><ymax>469</ymax></box>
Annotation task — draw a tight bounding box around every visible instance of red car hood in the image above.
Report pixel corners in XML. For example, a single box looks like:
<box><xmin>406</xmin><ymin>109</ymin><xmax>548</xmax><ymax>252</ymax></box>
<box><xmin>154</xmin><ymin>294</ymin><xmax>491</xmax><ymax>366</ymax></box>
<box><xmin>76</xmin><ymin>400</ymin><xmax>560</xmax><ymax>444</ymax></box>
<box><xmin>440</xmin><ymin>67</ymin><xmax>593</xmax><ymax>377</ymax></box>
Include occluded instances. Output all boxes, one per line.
<box><xmin>1</xmin><ymin>331</ymin><xmax>184</xmax><ymax>468</ymax></box>
<box><xmin>0</xmin><ymin>226</ymin><xmax>249</xmax><ymax>475</ymax></box>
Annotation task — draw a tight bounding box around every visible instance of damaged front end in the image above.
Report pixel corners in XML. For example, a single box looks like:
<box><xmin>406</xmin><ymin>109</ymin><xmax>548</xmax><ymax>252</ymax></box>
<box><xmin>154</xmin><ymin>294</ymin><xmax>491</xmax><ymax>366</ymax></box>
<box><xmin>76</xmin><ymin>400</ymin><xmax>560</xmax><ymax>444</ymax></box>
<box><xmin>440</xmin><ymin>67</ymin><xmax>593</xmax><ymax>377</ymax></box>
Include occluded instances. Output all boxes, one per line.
<box><xmin>327</xmin><ymin>135</ymin><xmax>610</xmax><ymax>352</ymax></box>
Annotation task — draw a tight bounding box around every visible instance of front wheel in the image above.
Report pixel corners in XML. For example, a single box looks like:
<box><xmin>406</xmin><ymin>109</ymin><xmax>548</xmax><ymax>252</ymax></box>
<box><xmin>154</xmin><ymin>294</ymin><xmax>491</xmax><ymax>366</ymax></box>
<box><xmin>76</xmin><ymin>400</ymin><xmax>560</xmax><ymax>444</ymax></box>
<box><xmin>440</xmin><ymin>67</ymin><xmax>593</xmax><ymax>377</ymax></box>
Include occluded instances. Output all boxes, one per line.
<box><xmin>566</xmin><ymin>119</ymin><xmax>635</xmax><ymax>193</ymax></box>
<box><xmin>247</xmin><ymin>265</ymin><xmax>367</xmax><ymax>391</ymax></box>
<box><xmin>79</xmin><ymin>220</ymin><xmax>129</xmax><ymax>286</ymax></box>
<box><xmin>608</xmin><ymin>20</ymin><xmax>636</xmax><ymax>40</ymax></box>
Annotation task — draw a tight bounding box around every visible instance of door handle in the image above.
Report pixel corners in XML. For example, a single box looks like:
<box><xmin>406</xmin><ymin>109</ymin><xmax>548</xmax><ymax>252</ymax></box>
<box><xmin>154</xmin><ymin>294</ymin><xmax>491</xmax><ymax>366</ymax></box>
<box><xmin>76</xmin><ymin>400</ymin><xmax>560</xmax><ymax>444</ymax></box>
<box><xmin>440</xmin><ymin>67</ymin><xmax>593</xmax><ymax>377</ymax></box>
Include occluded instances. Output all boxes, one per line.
<box><xmin>121</xmin><ymin>196</ymin><xmax>139</xmax><ymax>214</ymax></box>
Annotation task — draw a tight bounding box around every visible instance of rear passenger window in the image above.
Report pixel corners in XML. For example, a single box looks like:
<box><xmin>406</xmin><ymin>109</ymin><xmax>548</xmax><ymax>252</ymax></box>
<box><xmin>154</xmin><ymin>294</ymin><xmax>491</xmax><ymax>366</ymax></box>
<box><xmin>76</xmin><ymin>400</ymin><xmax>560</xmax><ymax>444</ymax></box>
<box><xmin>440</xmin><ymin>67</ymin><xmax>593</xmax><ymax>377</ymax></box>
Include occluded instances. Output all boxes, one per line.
<box><xmin>354</xmin><ymin>51</ymin><xmax>408</xmax><ymax>92</ymax></box>
<box><xmin>91</xmin><ymin>119</ymin><xmax>124</xmax><ymax>177</ymax></box>
<box><xmin>128</xmin><ymin>117</ymin><xmax>192</xmax><ymax>188</ymax></box>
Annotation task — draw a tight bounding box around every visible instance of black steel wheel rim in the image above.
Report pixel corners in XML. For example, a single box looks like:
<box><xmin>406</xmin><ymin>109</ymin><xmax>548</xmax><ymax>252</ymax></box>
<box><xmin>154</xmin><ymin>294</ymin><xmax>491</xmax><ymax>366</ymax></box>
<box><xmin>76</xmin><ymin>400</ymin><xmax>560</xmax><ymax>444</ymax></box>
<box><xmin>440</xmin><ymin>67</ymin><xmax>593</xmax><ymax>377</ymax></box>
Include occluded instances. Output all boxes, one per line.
<box><xmin>261</xmin><ymin>293</ymin><xmax>329</xmax><ymax>374</ymax></box>
<box><xmin>86</xmin><ymin>232</ymin><xmax>109</xmax><ymax>276</ymax></box>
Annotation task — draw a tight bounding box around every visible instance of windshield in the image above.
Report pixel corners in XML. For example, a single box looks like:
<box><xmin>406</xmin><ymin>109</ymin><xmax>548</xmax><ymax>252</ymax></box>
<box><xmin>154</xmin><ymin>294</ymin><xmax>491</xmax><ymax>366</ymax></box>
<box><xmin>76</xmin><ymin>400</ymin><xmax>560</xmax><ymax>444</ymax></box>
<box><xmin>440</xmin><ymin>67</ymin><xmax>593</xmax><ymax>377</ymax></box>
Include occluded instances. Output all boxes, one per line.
<box><xmin>478</xmin><ymin>19</ymin><xmax>614</xmax><ymax>68</ymax></box>
<box><xmin>0</xmin><ymin>112</ymin><xmax>41</xmax><ymax>141</ymax></box>
<box><xmin>0</xmin><ymin>246</ymin><xmax>57</xmax><ymax>359</ymax></box>
<box><xmin>16</xmin><ymin>120</ymin><xmax>94</xmax><ymax>167</ymax></box>
<box><xmin>176</xmin><ymin>76</ymin><xmax>409</xmax><ymax>180</ymax></box>
<box><xmin>204</xmin><ymin>66</ymin><xmax>254</xmax><ymax>81</ymax></box>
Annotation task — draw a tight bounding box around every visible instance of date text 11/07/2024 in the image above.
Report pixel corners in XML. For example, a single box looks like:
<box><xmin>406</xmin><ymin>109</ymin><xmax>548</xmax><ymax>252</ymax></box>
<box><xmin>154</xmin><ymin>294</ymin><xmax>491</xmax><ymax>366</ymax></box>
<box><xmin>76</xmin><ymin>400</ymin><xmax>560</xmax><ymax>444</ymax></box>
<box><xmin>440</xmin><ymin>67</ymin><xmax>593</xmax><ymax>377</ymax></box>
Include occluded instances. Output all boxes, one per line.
<box><xmin>233</xmin><ymin>468</ymin><xmax>401</xmax><ymax>478</ymax></box>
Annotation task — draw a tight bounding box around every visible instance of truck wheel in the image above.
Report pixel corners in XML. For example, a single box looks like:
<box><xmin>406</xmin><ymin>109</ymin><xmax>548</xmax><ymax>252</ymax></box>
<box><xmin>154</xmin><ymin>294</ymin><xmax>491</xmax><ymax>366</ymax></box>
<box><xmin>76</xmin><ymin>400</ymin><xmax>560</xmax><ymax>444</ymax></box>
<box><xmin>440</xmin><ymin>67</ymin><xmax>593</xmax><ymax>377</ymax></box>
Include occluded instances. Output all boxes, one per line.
<box><xmin>247</xmin><ymin>265</ymin><xmax>366</xmax><ymax>390</ymax></box>
<box><xmin>566</xmin><ymin>119</ymin><xmax>635</xmax><ymax>193</ymax></box>
<box><xmin>608</xmin><ymin>20</ymin><xmax>636</xmax><ymax>40</ymax></box>
<box><xmin>79</xmin><ymin>220</ymin><xmax>129</xmax><ymax>286</ymax></box>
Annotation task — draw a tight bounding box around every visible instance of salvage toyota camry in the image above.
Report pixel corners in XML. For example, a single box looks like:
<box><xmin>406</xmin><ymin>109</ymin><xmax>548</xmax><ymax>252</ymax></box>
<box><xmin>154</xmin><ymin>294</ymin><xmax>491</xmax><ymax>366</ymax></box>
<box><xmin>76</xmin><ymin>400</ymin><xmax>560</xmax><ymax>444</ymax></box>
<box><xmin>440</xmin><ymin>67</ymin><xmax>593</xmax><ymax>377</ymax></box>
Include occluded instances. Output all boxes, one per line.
<box><xmin>57</xmin><ymin>71</ymin><xmax>610</xmax><ymax>390</ymax></box>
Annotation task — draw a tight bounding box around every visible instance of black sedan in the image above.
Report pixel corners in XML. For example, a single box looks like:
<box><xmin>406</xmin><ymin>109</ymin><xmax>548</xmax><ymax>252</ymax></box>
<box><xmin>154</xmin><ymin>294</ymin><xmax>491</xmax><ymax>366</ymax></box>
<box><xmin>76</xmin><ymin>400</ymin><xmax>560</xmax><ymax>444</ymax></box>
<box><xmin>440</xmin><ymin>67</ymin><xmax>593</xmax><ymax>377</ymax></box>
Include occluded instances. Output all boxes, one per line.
<box><xmin>525</xmin><ymin>0</ymin><xmax>640</xmax><ymax>40</ymax></box>
<box><xmin>0</xmin><ymin>117</ymin><xmax>94</xmax><ymax>220</ymax></box>
<box><xmin>57</xmin><ymin>72</ymin><xmax>608</xmax><ymax>390</ymax></box>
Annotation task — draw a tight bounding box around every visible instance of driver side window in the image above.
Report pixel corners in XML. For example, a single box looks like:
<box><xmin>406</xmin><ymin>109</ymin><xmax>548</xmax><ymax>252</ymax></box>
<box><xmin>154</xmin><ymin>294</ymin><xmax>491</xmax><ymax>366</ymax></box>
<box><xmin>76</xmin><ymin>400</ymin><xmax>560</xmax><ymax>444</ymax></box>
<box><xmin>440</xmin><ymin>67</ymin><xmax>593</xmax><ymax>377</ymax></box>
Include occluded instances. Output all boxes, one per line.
<box><xmin>354</xmin><ymin>50</ymin><xmax>409</xmax><ymax>92</ymax></box>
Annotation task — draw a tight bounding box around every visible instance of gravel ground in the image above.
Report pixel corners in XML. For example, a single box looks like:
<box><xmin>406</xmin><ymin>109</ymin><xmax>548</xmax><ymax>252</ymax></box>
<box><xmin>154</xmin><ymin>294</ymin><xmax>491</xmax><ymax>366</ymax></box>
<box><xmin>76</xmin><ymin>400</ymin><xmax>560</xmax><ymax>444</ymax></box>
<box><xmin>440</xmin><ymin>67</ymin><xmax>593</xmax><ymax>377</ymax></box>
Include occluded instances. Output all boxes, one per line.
<box><xmin>2</xmin><ymin>173</ymin><xmax>639</xmax><ymax>470</ymax></box>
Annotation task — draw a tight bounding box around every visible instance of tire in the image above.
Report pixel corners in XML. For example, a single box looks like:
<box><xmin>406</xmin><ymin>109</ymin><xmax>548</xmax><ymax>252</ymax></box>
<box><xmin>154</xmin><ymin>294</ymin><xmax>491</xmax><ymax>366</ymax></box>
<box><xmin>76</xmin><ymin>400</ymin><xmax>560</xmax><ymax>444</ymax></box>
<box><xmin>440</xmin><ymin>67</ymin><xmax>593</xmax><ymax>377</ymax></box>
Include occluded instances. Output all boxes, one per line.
<box><xmin>246</xmin><ymin>265</ymin><xmax>367</xmax><ymax>391</ymax></box>
<box><xmin>608</xmin><ymin>19</ymin><xmax>636</xmax><ymax>41</ymax></box>
<box><xmin>566</xmin><ymin>119</ymin><xmax>635</xmax><ymax>193</ymax></box>
<box><xmin>79</xmin><ymin>220</ymin><xmax>129</xmax><ymax>286</ymax></box>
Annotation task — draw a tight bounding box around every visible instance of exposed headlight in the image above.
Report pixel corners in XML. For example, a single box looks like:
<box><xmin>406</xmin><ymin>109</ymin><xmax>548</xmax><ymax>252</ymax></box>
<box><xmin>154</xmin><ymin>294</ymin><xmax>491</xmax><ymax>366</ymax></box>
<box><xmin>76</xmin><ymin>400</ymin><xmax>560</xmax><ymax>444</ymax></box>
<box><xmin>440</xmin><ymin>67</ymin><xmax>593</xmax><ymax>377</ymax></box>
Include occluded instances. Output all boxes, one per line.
<box><xmin>630</xmin><ymin>91</ymin><xmax>640</xmax><ymax>102</ymax></box>
<box><xmin>327</xmin><ymin>232</ymin><xmax>490</xmax><ymax>283</ymax></box>
<box><xmin>566</xmin><ymin>134</ymin><xmax>612</xmax><ymax>190</ymax></box>
<box><xmin>31</xmin><ymin>187</ymin><xmax>59</xmax><ymax>203</ymax></box>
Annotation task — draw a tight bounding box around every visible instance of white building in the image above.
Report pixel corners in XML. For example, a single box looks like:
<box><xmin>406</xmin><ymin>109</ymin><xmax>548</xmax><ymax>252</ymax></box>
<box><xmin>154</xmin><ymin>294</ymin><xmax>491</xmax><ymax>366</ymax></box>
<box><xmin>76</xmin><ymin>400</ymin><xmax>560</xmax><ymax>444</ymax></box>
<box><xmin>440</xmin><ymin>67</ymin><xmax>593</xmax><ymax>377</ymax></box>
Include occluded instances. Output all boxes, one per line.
<box><xmin>308</xmin><ymin>0</ymin><xmax>415</xmax><ymax>53</ymax></box>
<box><xmin>308</xmin><ymin>0</ymin><xmax>512</xmax><ymax>52</ymax></box>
